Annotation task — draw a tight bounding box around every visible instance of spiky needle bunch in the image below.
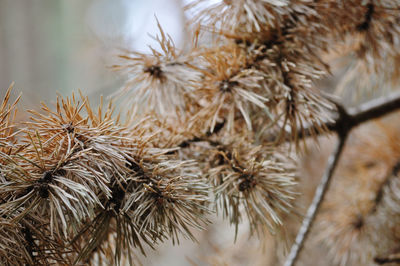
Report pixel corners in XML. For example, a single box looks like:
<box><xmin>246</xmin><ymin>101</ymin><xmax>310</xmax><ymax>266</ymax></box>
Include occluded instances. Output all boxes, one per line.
<box><xmin>206</xmin><ymin>138</ymin><xmax>296</xmax><ymax>235</ymax></box>
<box><xmin>113</xmin><ymin>20</ymin><xmax>202</xmax><ymax>118</ymax></box>
<box><xmin>0</xmin><ymin>89</ymin><xmax>210</xmax><ymax>265</ymax></box>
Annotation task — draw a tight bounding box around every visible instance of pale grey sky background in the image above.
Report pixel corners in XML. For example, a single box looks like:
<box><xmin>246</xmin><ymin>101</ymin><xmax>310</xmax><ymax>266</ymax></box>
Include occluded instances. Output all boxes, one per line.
<box><xmin>0</xmin><ymin>0</ymin><xmax>185</xmax><ymax>110</ymax></box>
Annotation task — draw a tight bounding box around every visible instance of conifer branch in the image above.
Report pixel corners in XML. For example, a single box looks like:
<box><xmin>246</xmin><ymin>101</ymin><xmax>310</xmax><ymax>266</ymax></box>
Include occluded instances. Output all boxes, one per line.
<box><xmin>374</xmin><ymin>252</ymin><xmax>400</xmax><ymax>265</ymax></box>
<box><xmin>348</xmin><ymin>91</ymin><xmax>400</xmax><ymax>127</ymax></box>
<box><xmin>296</xmin><ymin>91</ymin><xmax>400</xmax><ymax>140</ymax></box>
<box><xmin>285</xmin><ymin>90</ymin><xmax>400</xmax><ymax>266</ymax></box>
<box><xmin>2</xmin><ymin>1</ymin><xmax>400</xmax><ymax>264</ymax></box>
<box><xmin>284</xmin><ymin>112</ymin><xmax>349</xmax><ymax>266</ymax></box>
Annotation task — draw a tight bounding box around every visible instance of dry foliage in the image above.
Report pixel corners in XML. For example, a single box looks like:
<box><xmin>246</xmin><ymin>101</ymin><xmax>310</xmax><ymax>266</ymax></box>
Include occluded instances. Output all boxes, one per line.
<box><xmin>1</xmin><ymin>1</ymin><xmax>400</xmax><ymax>265</ymax></box>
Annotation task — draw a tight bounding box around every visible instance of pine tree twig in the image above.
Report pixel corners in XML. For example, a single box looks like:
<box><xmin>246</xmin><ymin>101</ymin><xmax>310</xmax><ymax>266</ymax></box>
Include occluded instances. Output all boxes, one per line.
<box><xmin>176</xmin><ymin>91</ymin><xmax>400</xmax><ymax>151</ymax></box>
<box><xmin>297</xmin><ymin>90</ymin><xmax>400</xmax><ymax>139</ymax></box>
<box><xmin>374</xmin><ymin>252</ymin><xmax>400</xmax><ymax>265</ymax></box>
<box><xmin>284</xmin><ymin>91</ymin><xmax>400</xmax><ymax>266</ymax></box>
<box><xmin>348</xmin><ymin>90</ymin><xmax>400</xmax><ymax>127</ymax></box>
<box><xmin>173</xmin><ymin>120</ymin><xmax>225</xmax><ymax>150</ymax></box>
<box><xmin>284</xmin><ymin>124</ymin><xmax>349</xmax><ymax>266</ymax></box>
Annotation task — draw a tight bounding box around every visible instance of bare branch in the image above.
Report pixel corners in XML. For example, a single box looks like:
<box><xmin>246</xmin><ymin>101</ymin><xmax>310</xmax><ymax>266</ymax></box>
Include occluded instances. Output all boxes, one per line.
<box><xmin>374</xmin><ymin>252</ymin><xmax>400</xmax><ymax>265</ymax></box>
<box><xmin>284</xmin><ymin>91</ymin><xmax>400</xmax><ymax>266</ymax></box>
<box><xmin>299</xmin><ymin>91</ymin><xmax>400</xmax><ymax>139</ymax></box>
<box><xmin>284</xmin><ymin>132</ymin><xmax>348</xmax><ymax>266</ymax></box>
<box><xmin>348</xmin><ymin>91</ymin><xmax>400</xmax><ymax>127</ymax></box>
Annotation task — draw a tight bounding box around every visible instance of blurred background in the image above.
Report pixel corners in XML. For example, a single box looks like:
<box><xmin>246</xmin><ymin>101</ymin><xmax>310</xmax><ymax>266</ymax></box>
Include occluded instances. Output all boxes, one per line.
<box><xmin>0</xmin><ymin>0</ymin><xmax>186</xmax><ymax>110</ymax></box>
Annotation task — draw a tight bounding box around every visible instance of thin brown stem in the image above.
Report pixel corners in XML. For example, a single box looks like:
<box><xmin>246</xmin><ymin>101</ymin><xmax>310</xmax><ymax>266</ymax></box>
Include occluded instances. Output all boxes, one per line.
<box><xmin>297</xmin><ymin>91</ymin><xmax>400</xmax><ymax>139</ymax></box>
<box><xmin>284</xmin><ymin>91</ymin><xmax>400</xmax><ymax>266</ymax></box>
<box><xmin>172</xmin><ymin>121</ymin><xmax>225</xmax><ymax>151</ymax></box>
<box><xmin>284</xmin><ymin>131</ymin><xmax>348</xmax><ymax>266</ymax></box>
<box><xmin>374</xmin><ymin>252</ymin><xmax>400</xmax><ymax>265</ymax></box>
<box><xmin>348</xmin><ymin>91</ymin><xmax>400</xmax><ymax>127</ymax></box>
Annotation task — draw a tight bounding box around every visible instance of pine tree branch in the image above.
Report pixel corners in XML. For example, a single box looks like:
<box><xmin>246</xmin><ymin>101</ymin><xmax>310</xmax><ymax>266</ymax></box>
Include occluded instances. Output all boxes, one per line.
<box><xmin>284</xmin><ymin>91</ymin><xmax>400</xmax><ymax>266</ymax></box>
<box><xmin>297</xmin><ymin>90</ymin><xmax>400</xmax><ymax>139</ymax></box>
<box><xmin>348</xmin><ymin>90</ymin><xmax>400</xmax><ymax>127</ymax></box>
<box><xmin>284</xmin><ymin>124</ymin><xmax>349</xmax><ymax>266</ymax></box>
<box><xmin>374</xmin><ymin>252</ymin><xmax>400</xmax><ymax>265</ymax></box>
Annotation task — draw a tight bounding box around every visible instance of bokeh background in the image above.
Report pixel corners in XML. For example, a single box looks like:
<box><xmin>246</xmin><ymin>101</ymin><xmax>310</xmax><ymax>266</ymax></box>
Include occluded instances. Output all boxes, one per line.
<box><xmin>0</xmin><ymin>0</ymin><xmax>186</xmax><ymax>110</ymax></box>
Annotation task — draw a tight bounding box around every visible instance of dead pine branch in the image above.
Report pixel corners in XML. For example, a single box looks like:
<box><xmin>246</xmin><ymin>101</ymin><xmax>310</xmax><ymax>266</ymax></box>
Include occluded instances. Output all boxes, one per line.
<box><xmin>284</xmin><ymin>91</ymin><xmax>400</xmax><ymax>266</ymax></box>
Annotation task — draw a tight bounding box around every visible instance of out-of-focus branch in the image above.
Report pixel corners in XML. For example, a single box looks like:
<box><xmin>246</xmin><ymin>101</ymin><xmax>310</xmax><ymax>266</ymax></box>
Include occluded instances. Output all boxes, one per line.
<box><xmin>298</xmin><ymin>91</ymin><xmax>400</xmax><ymax>139</ymax></box>
<box><xmin>348</xmin><ymin>91</ymin><xmax>400</xmax><ymax>127</ymax></box>
<box><xmin>374</xmin><ymin>252</ymin><xmax>400</xmax><ymax>265</ymax></box>
<box><xmin>284</xmin><ymin>90</ymin><xmax>400</xmax><ymax>266</ymax></box>
<box><xmin>284</xmin><ymin>122</ymin><xmax>349</xmax><ymax>266</ymax></box>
